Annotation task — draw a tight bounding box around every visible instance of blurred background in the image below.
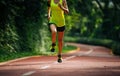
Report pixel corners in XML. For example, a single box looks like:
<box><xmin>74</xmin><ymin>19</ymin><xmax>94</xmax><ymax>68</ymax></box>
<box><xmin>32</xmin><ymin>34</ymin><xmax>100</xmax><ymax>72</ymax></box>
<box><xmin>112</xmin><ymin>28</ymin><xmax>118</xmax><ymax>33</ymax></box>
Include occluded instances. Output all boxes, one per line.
<box><xmin>0</xmin><ymin>0</ymin><xmax>120</xmax><ymax>62</ymax></box>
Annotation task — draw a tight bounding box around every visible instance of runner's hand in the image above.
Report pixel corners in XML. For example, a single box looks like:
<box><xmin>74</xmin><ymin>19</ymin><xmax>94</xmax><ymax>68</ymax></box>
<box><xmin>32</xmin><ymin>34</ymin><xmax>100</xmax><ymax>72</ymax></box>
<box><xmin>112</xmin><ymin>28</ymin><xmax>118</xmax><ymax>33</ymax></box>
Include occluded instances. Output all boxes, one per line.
<box><xmin>48</xmin><ymin>16</ymin><xmax>50</xmax><ymax>21</ymax></box>
<box><xmin>58</xmin><ymin>3</ymin><xmax>69</xmax><ymax>14</ymax></box>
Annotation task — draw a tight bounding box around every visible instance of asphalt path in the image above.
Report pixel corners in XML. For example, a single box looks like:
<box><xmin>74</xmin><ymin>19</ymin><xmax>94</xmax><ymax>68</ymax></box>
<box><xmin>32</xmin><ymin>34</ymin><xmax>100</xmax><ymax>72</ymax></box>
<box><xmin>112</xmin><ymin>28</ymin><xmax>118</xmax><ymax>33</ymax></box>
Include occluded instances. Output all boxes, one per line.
<box><xmin>0</xmin><ymin>43</ymin><xmax>120</xmax><ymax>76</ymax></box>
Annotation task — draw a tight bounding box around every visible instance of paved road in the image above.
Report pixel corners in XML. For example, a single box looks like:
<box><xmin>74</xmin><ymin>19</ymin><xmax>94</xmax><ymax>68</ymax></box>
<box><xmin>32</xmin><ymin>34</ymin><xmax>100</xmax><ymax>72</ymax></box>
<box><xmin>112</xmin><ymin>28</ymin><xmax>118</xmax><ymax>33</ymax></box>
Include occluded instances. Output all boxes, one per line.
<box><xmin>0</xmin><ymin>43</ymin><xmax>120</xmax><ymax>76</ymax></box>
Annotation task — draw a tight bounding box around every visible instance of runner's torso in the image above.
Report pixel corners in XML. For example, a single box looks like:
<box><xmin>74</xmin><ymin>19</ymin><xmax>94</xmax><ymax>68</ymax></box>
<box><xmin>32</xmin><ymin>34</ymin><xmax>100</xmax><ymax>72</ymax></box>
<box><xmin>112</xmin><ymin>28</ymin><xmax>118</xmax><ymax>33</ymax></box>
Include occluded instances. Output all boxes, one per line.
<box><xmin>49</xmin><ymin>0</ymin><xmax>65</xmax><ymax>27</ymax></box>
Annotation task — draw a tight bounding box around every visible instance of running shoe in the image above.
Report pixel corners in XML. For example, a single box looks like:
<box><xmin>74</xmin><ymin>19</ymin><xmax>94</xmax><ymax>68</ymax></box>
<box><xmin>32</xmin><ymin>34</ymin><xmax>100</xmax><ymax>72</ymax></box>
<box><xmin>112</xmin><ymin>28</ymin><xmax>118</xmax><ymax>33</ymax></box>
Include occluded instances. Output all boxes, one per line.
<box><xmin>50</xmin><ymin>43</ymin><xmax>56</xmax><ymax>52</ymax></box>
<box><xmin>57</xmin><ymin>54</ymin><xmax>62</xmax><ymax>63</ymax></box>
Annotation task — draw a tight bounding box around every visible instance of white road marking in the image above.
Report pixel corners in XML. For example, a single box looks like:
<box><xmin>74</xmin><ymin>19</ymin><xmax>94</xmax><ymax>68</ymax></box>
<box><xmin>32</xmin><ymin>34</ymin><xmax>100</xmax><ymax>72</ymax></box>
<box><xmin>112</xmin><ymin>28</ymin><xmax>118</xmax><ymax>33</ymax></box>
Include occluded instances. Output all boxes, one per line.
<box><xmin>22</xmin><ymin>71</ymin><xmax>36</xmax><ymax>76</ymax></box>
<box><xmin>81</xmin><ymin>49</ymin><xmax>93</xmax><ymax>56</ymax></box>
<box><xmin>63</xmin><ymin>56</ymin><xmax>76</xmax><ymax>61</ymax></box>
<box><xmin>40</xmin><ymin>65</ymin><xmax>50</xmax><ymax>69</ymax></box>
<box><xmin>21</xmin><ymin>48</ymin><xmax>93</xmax><ymax>76</ymax></box>
<box><xmin>64</xmin><ymin>49</ymin><xmax>93</xmax><ymax>61</ymax></box>
<box><xmin>39</xmin><ymin>48</ymin><xmax>93</xmax><ymax>70</ymax></box>
<box><xmin>53</xmin><ymin>61</ymin><xmax>58</xmax><ymax>64</ymax></box>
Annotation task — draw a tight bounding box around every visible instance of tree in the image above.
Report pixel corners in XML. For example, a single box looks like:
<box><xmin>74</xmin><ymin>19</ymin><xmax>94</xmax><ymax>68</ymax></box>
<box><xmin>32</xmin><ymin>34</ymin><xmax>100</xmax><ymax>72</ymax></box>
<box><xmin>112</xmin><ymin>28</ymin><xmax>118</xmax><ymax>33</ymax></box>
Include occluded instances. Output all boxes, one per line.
<box><xmin>0</xmin><ymin>0</ymin><xmax>50</xmax><ymax>54</ymax></box>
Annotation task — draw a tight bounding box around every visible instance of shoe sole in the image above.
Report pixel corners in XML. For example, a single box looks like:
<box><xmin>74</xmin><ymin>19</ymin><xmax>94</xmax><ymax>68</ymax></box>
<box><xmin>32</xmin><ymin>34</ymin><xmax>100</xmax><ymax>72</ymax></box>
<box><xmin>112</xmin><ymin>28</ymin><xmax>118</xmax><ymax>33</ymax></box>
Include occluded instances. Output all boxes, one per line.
<box><xmin>58</xmin><ymin>58</ymin><xmax>62</xmax><ymax>63</ymax></box>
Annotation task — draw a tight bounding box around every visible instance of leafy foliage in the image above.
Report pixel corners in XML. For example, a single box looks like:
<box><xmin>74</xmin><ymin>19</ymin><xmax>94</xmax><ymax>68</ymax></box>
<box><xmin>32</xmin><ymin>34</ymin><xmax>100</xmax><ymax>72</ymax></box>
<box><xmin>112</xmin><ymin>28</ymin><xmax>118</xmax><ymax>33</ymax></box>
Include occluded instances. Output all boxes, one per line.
<box><xmin>0</xmin><ymin>0</ymin><xmax>50</xmax><ymax>56</ymax></box>
<box><xmin>0</xmin><ymin>0</ymin><xmax>120</xmax><ymax>57</ymax></box>
<box><xmin>65</xmin><ymin>0</ymin><xmax>120</xmax><ymax>55</ymax></box>
<box><xmin>67</xmin><ymin>0</ymin><xmax>120</xmax><ymax>42</ymax></box>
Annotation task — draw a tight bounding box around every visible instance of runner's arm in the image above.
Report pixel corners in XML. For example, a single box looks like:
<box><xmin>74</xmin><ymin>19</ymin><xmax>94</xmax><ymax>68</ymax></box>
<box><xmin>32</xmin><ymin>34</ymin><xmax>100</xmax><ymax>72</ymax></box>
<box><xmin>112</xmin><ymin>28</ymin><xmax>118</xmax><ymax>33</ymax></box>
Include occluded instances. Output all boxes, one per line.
<box><xmin>48</xmin><ymin>0</ymin><xmax>51</xmax><ymax>20</ymax></box>
<box><xmin>58</xmin><ymin>0</ymin><xmax>69</xmax><ymax>14</ymax></box>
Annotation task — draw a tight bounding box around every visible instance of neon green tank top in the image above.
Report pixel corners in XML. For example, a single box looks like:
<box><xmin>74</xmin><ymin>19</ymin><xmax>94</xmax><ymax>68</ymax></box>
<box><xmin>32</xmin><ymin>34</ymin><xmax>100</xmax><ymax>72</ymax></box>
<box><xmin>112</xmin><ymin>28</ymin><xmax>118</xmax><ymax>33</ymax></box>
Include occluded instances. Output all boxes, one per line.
<box><xmin>49</xmin><ymin>0</ymin><xmax>65</xmax><ymax>27</ymax></box>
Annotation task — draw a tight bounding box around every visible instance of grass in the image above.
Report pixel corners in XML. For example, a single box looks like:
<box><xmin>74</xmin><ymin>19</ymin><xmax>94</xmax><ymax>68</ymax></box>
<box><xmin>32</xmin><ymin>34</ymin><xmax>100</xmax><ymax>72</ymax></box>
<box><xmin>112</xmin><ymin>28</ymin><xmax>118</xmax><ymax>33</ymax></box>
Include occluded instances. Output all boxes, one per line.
<box><xmin>0</xmin><ymin>45</ymin><xmax>77</xmax><ymax>62</ymax></box>
<box><xmin>1</xmin><ymin>35</ymin><xmax>119</xmax><ymax>63</ymax></box>
<box><xmin>0</xmin><ymin>51</ymin><xmax>37</xmax><ymax>62</ymax></box>
<box><xmin>58</xmin><ymin>44</ymin><xmax>77</xmax><ymax>53</ymax></box>
<box><xmin>64</xmin><ymin>36</ymin><xmax>120</xmax><ymax>56</ymax></box>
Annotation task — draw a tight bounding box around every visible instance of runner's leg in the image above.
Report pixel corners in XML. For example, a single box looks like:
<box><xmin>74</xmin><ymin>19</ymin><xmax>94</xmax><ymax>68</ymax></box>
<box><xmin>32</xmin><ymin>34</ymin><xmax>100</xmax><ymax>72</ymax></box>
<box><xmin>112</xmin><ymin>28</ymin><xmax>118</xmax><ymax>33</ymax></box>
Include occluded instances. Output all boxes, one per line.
<box><xmin>50</xmin><ymin>24</ymin><xmax>57</xmax><ymax>52</ymax></box>
<box><xmin>57</xmin><ymin>31</ymin><xmax>64</xmax><ymax>63</ymax></box>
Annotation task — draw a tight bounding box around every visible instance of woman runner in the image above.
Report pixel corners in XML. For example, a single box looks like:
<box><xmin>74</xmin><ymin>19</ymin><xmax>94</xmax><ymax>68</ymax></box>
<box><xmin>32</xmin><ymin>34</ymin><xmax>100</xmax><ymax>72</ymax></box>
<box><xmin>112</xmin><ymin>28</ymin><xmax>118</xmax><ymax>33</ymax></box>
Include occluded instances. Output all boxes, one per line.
<box><xmin>47</xmin><ymin>0</ymin><xmax>69</xmax><ymax>63</ymax></box>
